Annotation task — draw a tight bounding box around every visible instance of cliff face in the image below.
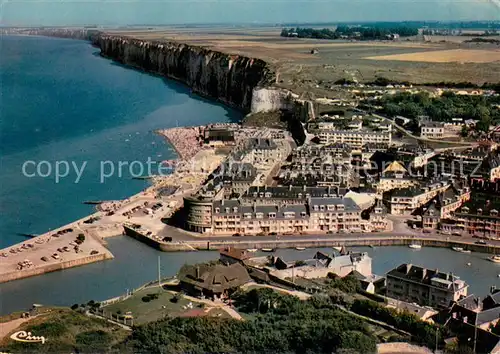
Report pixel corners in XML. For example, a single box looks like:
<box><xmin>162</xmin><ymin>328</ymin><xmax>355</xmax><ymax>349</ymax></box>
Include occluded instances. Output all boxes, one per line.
<box><xmin>92</xmin><ymin>34</ymin><xmax>275</xmax><ymax>111</ymax></box>
<box><xmin>0</xmin><ymin>27</ymin><xmax>97</xmax><ymax>41</ymax></box>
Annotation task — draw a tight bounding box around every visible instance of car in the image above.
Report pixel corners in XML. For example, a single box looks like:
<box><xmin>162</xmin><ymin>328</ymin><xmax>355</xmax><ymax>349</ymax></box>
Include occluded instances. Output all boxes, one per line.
<box><xmin>232</xmin><ymin>233</ymin><xmax>242</xmax><ymax>237</ymax></box>
<box><xmin>475</xmin><ymin>240</ymin><xmax>487</xmax><ymax>245</ymax></box>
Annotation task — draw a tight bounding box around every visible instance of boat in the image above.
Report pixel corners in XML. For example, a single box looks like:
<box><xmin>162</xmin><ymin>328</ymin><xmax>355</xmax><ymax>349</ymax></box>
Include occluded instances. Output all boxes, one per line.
<box><xmin>489</xmin><ymin>255</ymin><xmax>500</xmax><ymax>263</ymax></box>
<box><xmin>452</xmin><ymin>246</ymin><xmax>465</xmax><ymax>252</ymax></box>
<box><xmin>246</xmin><ymin>248</ymin><xmax>258</xmax><ymax>253</ymax></box>
<box><xmin>467</xmin><ymin>262</ymin><xmax>472</xmax><ymax>266</ymax></box>
<box><xmin>460</xmin><ymin>249</ymin><xmax>472</xmax><ymax>254</ymax></box>
<box><xmin>261</xmin><ymin>248</ymin><xmax>275</xmax><ymax>253</ymax></box>
<box><xmin>409</xmin><ymin>243</ymin><xmax>422</xmax><ymax>249</ymax></box>
<box><xmin>295</xmin><ymin>247</ymin><xmax>306</xmax><ymax>251</ymax></box>
<box><xmin>332</xmin><ymin>246</ymin><xmax>342</xmax><ymax>252</ymax></box>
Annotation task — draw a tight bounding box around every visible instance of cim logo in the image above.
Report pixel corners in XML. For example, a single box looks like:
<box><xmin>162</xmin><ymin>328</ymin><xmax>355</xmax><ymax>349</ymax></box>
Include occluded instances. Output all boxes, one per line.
<box><xmin>10</xmin><ymin>331</ymin><xmax>46</xmax><ymax>344</ymax></box>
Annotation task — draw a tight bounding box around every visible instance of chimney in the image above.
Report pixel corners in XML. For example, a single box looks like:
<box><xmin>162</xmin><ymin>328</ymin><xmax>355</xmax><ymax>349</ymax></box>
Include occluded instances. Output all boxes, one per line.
<box><xmin>303</xmin><ymin>185</ymin><xmax>306</xmax><ymax>192</ymax></box>
<box><xmin>289</xmin><ymin>185</ymin><xmax>292</xmax><ymax>191</ymax></box>
<box><xmin>253</xmin><ymin>202</ymin><xmax>256</xmax><ymax>213</ymax></box>
<box><xmin>196</xmin><ymin>266</ymin><xmax>200</xmax><ymax>279</ymax></box>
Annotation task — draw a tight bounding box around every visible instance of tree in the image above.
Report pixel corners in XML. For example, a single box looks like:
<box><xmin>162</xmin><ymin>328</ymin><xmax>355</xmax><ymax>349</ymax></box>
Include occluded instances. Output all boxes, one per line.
<box><xmin>339</xmin><ymin>330</ymin><xmax>377</xmax><ymax>353</ymax></box>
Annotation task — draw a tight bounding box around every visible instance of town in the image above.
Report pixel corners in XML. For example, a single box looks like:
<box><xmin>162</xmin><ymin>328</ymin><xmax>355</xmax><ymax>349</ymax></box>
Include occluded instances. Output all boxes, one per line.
<box><xmin>1</xmin><ymin>19</ymin><xmax>500</xmax><ymax>353</ymax></box>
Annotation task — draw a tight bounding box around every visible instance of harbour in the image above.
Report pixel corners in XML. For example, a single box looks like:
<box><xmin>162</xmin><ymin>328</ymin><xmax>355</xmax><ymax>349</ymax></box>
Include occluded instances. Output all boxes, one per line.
<box><xmin>0</xmin><ymin>238</ymin><xmax>499</xmax><ymax>316</ymax></box>
<box><xmin>1</xmin><ymin>32</ymin><xmax>499</xmax><ymax>329</ymax></box>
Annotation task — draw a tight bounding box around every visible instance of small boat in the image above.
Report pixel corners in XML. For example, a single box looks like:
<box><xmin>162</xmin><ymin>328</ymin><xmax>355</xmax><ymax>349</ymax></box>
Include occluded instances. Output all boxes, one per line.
<box><xmin>467</xmin><ymin>262</ymin><xmax>472</xmax><ymax>266</ymax></box>
<box><xmin>295</xmin><ymin>247</ymin><xmax>306</xmax><ymax>251</ymax></box>
<box><xmin>489</xmin><ymin>255</ymin><xmax>500</xmax><ymax>263</ymax></box>
<box><xmin>460</xmin><ymin>249</ymin><xmax>472</xmax><ymax>254</ymax></box>
<box><xmin>409</xmin><ymin>243</ymin><xmax>422</xmax><ymax>249</ymax></box>
<box><xmin>261</xmin><ymin>248</ymin><xmax>275</xmax><ymax>253</ymax></box>
<box><xmin>246</xmin><ymin>248</ymin><xmax>258</xmax><ymax>253</ymax></box>
<box><xmin>452</xmin><ymin>246</ymin><xmax>464</xmax><ymax>252</ymax></box>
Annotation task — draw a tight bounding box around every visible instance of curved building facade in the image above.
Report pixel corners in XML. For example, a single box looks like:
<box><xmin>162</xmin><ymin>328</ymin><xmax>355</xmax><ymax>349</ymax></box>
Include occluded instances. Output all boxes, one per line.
<box><xmin>183</xmin><ymin>196</ymin><xmax>214</xmax><ymax>233</ymax></box>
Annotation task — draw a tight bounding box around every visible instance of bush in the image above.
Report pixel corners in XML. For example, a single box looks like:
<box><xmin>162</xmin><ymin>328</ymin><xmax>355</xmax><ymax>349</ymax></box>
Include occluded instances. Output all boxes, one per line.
<box><xmin>28</xmin><ymin>321</ymin><xmax>67</xmax><ymax>337</ymax></box>
<box><xmin>339</xmin><ymin>330</ymin><xmax>377</xmax><ymax>353</ymax></box>
<box><xmin>75</xmin><ymin>330</ymin><xmax>112</xmax><ymax>353</ymax></box>
<box><xmin>142</xmin><ymin>296</ymin><xmax>151</xmax><ymax>303</ymax></box>
<box><xmin>70</xmin><ymin>304</ymin><xmax>79</xmax><ymax>310</ymax></box>
<box><xmin>77</xmin><ymin>233</ymin><xmax>85</xmax><ymax>242</ymax></box>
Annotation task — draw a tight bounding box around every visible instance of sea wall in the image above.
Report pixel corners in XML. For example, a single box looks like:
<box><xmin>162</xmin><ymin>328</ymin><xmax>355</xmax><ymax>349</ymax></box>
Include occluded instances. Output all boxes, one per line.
<box><xmin>0</xmin><ymin>253</ymin><xmax>113</xmax><ymax>283</ymax></box>
<box><xmin>92</xmin><ymin>34</ymin><xmax>275</xmax><ymax>111</ymax></box>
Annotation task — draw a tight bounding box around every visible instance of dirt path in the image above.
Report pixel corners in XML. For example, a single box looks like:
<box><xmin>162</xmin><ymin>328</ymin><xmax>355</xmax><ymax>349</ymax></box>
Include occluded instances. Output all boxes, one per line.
<box><xmin>242</xmin><ymin>282</ymin><xmax>311</xmax><ymax>300</ymax></box>
<box><xmin>0</xmin><ymin>317</ymin><xmax>32</xmax><ymax>341</ymax></box>
<box><xmin>167</xmin><ymin>291</ymin><xmax>243</xmax><ymax>320</ymax></box>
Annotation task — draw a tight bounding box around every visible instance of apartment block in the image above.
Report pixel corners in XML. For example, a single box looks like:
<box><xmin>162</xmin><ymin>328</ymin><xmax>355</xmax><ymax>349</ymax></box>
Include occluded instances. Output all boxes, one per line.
<box><xmin>386</xmin><ymin>264</ymin><xmax>469</xmax><ymax>309</ymax></box>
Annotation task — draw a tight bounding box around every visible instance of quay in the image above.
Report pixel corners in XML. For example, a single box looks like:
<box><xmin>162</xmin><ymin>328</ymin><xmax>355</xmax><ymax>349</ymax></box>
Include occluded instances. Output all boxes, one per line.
<box><xmin>122</xmin><ymin>225</ymin><xmax>500</xmax><ymax>254</ymax></box>
<box><xmin>0</xmin><ymin>217</ymin><xmax>114</xmax><ymax>284</ymax></box>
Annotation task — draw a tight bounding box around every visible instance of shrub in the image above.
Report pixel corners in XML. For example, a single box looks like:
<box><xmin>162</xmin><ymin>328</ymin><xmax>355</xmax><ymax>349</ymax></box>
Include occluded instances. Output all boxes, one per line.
<box><xmin>28</xmin><ymin>321</ymin><xmax>67</xmax><ymax>337</ymax></box>
<box><xmin>75</xmin><ymin>330</ymin><xmax>112</xmax><ymax>353</ymax></box>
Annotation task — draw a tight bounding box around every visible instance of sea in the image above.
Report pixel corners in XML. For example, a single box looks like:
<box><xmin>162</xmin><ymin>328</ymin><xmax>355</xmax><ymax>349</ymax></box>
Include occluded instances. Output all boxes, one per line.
<box><xmin>0</xmin><ymin>35</ymin><xmax>499</xmax><ymax>315</ymax></box>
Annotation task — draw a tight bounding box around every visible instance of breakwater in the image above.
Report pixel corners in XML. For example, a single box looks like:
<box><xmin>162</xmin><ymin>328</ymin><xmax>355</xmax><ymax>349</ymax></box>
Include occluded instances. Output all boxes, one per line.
<box><xmin>0</xmin><ymin>253</ymin><xmax>113</xmax><ymax>283</ymax></box>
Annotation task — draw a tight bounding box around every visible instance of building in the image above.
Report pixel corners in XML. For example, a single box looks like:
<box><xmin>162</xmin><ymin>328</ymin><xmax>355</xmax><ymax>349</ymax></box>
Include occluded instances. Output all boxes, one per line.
<box><xmin>317</xmin><ymin>129</ymin><xmax>391</xmax><ymax>148</ymax></box>
<box><xmin>203</xmin><ymin>127</ymin><xmax>236</xmax><ymax>146</ymax></box>
<box><xmin>370</xmin><ymin>199</ymin><xmax>390</xmax><ymax>231</ymax></box>
<box><xmin>420</xmin><ymin>122</ymin><xmax>445</xmax><ymax>139</ymax></box>
<box><xmin>271</xmin><ymin>251</ymin><xmax>372</xmax><ymax>280</ymax></box>
<box><xmin>377</xmin><ymin>161</ymin><xmax>418</xmax><ymax>193</ymax></box>
<box><xmin>241</xmin><ymin>185</ymin><xmax>345</xmax><ymax>206</ymax></box>
<box><xmin>454</xmin><ymin>201</ymin><xmax>500</xmax><ymax>239</ymax></box>
<box><xmin>447</xmin><ymin>293</ymin><xmax>500</xmax><ymax>331</ymax></box>
<box><xmin>240</xmin><ymin>138</ymin><xmax>281</xmax><ymax>169</ymax></box>
<box><xmin>183</xmin><ymin>195</ymin><xmax>215</xmax><ymax>233</ymax></box>
<box><xmin>389</xmin><ymin>180</ymin><xmax>450</xmax><ymax>216</ymax></box>
<box><xmin>422</xmin><ymin>183</ymin><xmax>471</xmax><ymax>231</ymax></box>
<box><xmin>178</xmin><ymin>262</ymin><xmax>251</xmax><ymax>300</ymax></box>
<box><xmin>208</xmin><ymin>196</ymin><xmax>378</xmax><ymax>236</ymax></box>
<box><xmin>386</xmin><ymin>264</ymin><xmax>469</xmax><ymax>309</ymax></box>
<box><xmin>219</xmin><ymin>247</ymin><xmax>252</xmax><ymax>265</ymax></box>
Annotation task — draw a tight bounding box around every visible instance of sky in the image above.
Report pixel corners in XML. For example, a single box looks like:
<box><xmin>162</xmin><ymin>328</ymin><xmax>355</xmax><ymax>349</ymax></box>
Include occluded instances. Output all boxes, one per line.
<box><xmin>1</xmin><ymin>0</ymin><xmax>499</xmax><ymax>26</ymax></box>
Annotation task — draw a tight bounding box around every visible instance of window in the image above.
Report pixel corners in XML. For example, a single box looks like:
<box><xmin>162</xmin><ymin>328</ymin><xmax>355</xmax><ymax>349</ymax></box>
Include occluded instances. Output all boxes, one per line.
<box><xmin>225</xmin><ymin>207</ymin><xmax>230</xmax><ymax>213</ymax></box>
<box><xmin>269</xmin><ymin>212</ymin><xmax>276</xmax><ymax>218</ymax></box>
<box><xmin>244</xmin><ymin>213</ymin><xmax>252</xmax><ymax>219</ymax></box>
<box><xmin>215</xmin><ymin>208</ymin><xmax>220</xmax><ymax>213</ymax></box>
<box><xmin>256</xmin><ymin>213</ymin><xmax>263</xmax><ymax>219</ymax></box>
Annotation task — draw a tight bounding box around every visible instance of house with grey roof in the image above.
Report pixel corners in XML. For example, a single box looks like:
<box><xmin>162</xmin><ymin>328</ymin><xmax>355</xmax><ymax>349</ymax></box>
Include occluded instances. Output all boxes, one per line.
<box><xmin>270</xmin><ymin>250</ymin><xmax>372</xmax><ymax>280</ymax></box>
<box><xmin>386</xmin><ymin>263</ymin><xmax>468</xmax><ymax>309</ymax></box>
<box><xmin>178</xmin><ymin>262</ymin><xmax>251</xmax><ymax>300</ymax></box>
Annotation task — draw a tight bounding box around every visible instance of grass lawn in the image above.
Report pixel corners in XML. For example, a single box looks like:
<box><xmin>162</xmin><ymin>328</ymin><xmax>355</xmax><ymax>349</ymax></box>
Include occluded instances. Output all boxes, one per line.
<box><xmin>103</xmin><ymin>287</ymin><xmax>204</xmax><ymax>325</ymax></box>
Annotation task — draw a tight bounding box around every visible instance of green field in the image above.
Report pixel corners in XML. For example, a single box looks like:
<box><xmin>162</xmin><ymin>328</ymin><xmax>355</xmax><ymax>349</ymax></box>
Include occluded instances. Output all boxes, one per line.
<box><xmin>103</xmin><ymin>287</ymin><xmax>205</xmax><ymax>325</ymax></box>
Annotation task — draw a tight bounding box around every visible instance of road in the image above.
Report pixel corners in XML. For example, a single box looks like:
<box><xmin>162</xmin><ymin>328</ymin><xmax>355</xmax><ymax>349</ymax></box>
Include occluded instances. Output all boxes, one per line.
<box><xmin>159</xmin><ymin>223</ymin><xmax>500</xmax><ymax>251</ymax></box>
